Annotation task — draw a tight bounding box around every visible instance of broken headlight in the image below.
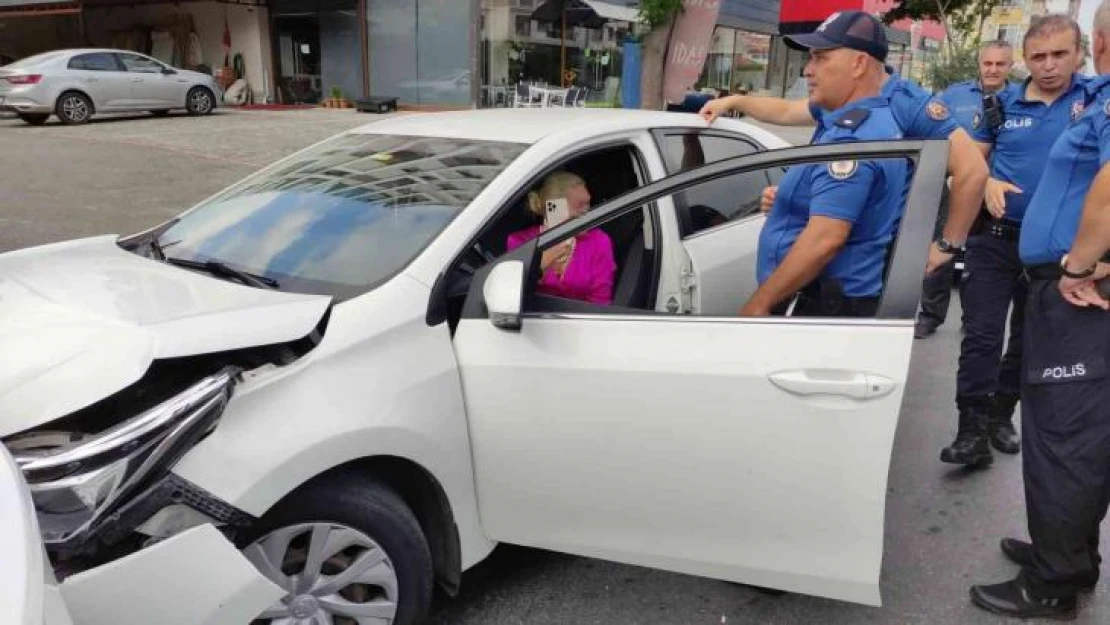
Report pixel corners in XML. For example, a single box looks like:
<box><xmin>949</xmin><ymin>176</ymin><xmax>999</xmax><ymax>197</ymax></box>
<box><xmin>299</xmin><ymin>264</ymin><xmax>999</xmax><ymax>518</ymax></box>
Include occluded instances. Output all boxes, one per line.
<box><xmin>6</xmin><ymin>367</ymin><xmax>238</xmax><ymax>548</ymax></box>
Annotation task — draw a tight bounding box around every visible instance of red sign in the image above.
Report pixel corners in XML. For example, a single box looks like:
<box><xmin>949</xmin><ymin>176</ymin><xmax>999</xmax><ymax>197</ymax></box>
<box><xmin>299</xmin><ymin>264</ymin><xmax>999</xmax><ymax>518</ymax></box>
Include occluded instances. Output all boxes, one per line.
<box><xmin>779</xmin><ymin>0</ymin><xmax>864</xmax><ymax>23</ymax></box>
<box><xmin>662</xmin><ymin>0</ymin><xmax>722</xmax><ymax>104</ymax></box>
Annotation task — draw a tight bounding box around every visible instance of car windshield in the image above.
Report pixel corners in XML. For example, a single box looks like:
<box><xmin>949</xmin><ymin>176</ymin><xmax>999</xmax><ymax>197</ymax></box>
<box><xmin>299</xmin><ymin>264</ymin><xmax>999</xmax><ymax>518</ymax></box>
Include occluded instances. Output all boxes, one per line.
<box><xmin>155</xmin><ymin>133</ymin><xmax>527</xmax><ymax>300</ymax></box>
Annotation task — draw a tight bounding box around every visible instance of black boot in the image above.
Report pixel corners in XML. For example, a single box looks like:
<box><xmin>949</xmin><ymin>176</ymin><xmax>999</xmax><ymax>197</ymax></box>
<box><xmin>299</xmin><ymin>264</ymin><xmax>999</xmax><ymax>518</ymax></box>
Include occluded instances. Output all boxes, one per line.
<box><xmin>989</xmin><ymin>391</ymin><xmax>1021</xmax><ymax>454</ymax></box>
<box><xmin>940</xmin><ymin>400</ymin><xmax>992</xmax><ymax>466</ymax></box>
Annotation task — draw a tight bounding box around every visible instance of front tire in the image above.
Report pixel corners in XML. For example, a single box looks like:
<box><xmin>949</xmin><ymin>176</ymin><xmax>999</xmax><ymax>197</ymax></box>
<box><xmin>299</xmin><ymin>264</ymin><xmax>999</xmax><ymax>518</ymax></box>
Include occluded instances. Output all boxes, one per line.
<box><xmin>241</xmin><ymin>476</ymin><xmax>433</xmax><ymax>625</ymax></box>
<box><xmin>186</xmin><ymin>87</ymin><xmax>215</xmax><ymax>115</ymax></box>
<box><xmin>56</xmin><ymin>92</ymin><xmax>93</xmax><ymax>125</ymax></box>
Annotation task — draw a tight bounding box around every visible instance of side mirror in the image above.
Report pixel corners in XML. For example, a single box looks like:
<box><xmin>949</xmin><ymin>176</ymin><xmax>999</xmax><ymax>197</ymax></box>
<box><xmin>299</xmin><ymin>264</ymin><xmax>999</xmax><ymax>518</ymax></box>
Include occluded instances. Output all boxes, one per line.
<box><xmin>483</xmin><ymin>261</ymin><xmax>524</xmax><ymax>331</ymax></box>
<box><xmin>162</xmin><ymin>67</ymin><xmax>177</xmax><ymax>75</ymax></box>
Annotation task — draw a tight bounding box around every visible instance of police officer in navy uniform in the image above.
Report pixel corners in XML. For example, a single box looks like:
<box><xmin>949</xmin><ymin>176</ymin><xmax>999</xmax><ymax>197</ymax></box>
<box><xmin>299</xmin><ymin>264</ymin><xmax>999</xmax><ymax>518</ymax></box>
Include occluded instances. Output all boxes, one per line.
<box><xmin>915</xmin><ymin>40</ymin><xmax>1015</xmax><ymax>339</ymax></box>
<box><xmin>940</xmin><ymin>15</ymin><xmax>1090</xmax><ymax>467</ymax></box>
<box><xmin>700</xmin><ymin>34</ymin><xmax>989</xmax><ymax>286</ymax></box>
<box><xmin>970</xmin><ymin>3</ymin><xmax>1110</xmax><ymax>619</ymax></box>
<box><xmin>735</xmin><ymin>11</ymin><xmax>908</xmax><ymax>318</ymax></box>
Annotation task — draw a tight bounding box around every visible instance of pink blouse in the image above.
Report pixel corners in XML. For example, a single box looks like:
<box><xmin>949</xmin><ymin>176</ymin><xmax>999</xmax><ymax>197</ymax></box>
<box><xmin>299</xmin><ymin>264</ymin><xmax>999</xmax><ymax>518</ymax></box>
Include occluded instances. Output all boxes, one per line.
<box><xmin>506</xmin><ymin>225</ymin><xmax>616</xmax><ymax>305</ymax></box>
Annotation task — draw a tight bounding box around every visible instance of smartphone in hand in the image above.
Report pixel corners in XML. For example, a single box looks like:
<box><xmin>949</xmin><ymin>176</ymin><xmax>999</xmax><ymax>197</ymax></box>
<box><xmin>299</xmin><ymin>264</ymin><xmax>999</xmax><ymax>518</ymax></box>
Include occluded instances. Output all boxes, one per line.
<box><xmin>544</xmin><ymin>198</ymin><xmax>570</xmax><ymax>230</ymax></box>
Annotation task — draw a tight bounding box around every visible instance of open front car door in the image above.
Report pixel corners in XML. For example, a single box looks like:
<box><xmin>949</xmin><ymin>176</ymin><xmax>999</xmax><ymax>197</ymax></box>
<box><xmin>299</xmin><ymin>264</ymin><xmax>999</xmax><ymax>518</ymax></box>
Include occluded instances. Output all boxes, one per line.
<box><xmin>453</xmin><ymin>140</ymin><xmax>947</xmax><ymax>606</ymax></box>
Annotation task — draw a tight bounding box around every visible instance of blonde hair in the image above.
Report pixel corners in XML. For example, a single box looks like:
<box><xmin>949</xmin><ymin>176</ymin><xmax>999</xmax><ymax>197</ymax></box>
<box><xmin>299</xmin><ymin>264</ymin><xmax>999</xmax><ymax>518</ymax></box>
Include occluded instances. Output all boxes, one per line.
<box><xmin>526</xmin><ymin>171</ymin><xmax>586</xmax><ymax>218</ymax></box>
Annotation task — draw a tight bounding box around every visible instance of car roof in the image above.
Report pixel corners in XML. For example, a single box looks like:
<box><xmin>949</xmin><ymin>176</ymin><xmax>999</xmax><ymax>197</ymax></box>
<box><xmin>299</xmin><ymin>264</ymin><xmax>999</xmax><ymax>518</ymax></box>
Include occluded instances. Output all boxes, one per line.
<box><xmin>50</xmin><ymin>49</ymin><xmax>148</xmax><ymax>58</ymax></box>
<box><xmin>349</xmin><ymin>108</ymin><xmax>787</xmax><ymax>147</ymax></box>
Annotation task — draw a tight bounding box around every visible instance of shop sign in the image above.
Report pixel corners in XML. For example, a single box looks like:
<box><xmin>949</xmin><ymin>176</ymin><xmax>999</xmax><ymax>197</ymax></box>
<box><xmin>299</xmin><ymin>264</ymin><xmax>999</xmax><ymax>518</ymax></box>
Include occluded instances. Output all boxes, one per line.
<box><xmin>991</xmin><ymin>6</ymin><xmax>1024</xmax><ymax>25</ymax></box>
<box><xmin>663</xmin><ymin>0</ymin><xmax>722</xmax><ymax>103</ymax></box>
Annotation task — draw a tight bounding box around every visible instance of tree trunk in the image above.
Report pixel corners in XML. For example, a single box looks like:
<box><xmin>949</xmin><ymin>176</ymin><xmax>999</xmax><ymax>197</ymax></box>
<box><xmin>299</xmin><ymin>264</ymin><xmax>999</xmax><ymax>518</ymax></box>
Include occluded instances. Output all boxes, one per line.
<box><xmin>932</xmin><ymin>0</ymin><xmax>957</xmax><ymax>57</ymax></box>
<box><xmin>639</xmin><ymin>16</ymin><xmax>676</xmax><ymax>110</ymax></box>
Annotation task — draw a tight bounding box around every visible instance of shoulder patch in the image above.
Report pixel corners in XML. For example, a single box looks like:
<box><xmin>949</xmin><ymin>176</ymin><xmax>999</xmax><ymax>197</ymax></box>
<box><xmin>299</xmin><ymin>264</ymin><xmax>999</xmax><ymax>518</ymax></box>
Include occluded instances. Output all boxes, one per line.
<box><xmin>827</xmin><ymin>160</ymin><xmax>858</xmax><ymax>180</ymax></box>
<box><xmin>926</xmin><ymin>99</ymin><xmax>950</xmax><ymax>121</ymax></box>
<box><xmin>1071</xmin><ymin>99</ymin><xmax>1085</xmax><ymax>121</ymax></box>
<box><xmin>834</xmin><ymin>107</ymin><xmax>871</xmax><ymax>130</ymax></box>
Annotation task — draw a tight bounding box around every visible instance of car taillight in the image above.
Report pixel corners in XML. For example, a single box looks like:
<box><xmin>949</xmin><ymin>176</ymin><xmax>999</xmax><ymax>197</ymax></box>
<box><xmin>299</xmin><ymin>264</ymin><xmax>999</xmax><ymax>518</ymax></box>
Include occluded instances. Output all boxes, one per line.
<box><xmin>3</xmin><ymin>74</ymin><xmax>42</xmax><ymax>85</ymax></box>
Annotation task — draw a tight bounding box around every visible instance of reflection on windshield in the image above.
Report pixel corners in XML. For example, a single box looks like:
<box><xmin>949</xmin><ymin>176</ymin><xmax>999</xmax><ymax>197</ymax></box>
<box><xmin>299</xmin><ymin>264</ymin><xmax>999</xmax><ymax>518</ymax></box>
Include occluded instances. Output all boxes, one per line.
<box><xmin>157</xmin><ymin>133</ymin><xmax>527</xmax><ymax>300</ymax></box>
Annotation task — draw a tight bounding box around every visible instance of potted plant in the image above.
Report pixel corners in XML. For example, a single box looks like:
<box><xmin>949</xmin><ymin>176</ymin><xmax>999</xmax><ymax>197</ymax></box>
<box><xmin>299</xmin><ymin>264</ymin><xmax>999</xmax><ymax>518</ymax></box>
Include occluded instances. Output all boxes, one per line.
<box><xmin>323</xmin><ymin>86</ymin><xmax>340</xmax><ymax>108</ymax></box>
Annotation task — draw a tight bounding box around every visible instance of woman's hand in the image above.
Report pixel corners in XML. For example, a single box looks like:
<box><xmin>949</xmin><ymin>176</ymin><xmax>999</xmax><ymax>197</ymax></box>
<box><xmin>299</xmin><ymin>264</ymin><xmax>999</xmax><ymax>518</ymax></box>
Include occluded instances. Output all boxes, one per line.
<box><xmin>541</xmin><ymin>240</ymin><xmax>574</xmax><ymax>274</ymax></box>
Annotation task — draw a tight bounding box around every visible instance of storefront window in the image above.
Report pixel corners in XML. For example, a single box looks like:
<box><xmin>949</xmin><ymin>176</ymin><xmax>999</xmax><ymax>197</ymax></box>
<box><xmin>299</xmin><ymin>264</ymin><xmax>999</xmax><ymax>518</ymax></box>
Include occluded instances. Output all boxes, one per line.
<box><xmin>478</xmin><ymin>0</ymin><xmax>629</xmax><ymax>109</ymax></box>
<box><xmin>272</xmin><ymin>0</ymin><xmax>362</xmax><ymax>105</ymax></box>
<box><xmin>698</xmin><ymin>27</ymin><xmax>736</xmax><ymax>94</ymax></box>
<box><xmin>766</xmin><ymin>36</ymin><xmax>807</xmax><ymax>99</ymax></box>
<box><xmin>734</xmin><ymin>30</ymin><xmax>771</xmax><ymax>94</ymax></box>
<box><xmin>368</xmin><ymin>0</ymin><xmax>471</xmax><ymax>106</ymax></box>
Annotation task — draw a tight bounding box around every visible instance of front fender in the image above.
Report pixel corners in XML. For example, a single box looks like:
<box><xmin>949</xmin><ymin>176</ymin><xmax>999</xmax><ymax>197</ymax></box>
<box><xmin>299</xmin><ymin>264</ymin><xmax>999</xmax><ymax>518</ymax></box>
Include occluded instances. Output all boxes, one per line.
<box><xmin>172</xmin><ymin>293</ymin><xmax>493</xmax><ymax>569</ymax></box>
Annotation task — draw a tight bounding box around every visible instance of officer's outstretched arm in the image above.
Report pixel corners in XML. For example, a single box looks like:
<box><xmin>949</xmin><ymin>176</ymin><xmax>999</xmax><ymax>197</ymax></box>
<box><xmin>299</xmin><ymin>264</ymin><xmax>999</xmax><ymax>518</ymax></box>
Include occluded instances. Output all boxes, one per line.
<box><xmin>739</xmin><ymin>216</ymin><xmax>851</xmax><ymax>316</ymax></box>
<box><xmin>927</xmin><ymin>128</ymin><xmax>989</xmax><ymax>273</ymax></box>
<box><xmin>699</xmin><ymin>95</ymin><xmax>816</xmax><ymax>126</ymax></box>
<box><xmin>1066</xmin><ymin>163</ymin><xmax>1110</xmax><ymax>270</ymax></box>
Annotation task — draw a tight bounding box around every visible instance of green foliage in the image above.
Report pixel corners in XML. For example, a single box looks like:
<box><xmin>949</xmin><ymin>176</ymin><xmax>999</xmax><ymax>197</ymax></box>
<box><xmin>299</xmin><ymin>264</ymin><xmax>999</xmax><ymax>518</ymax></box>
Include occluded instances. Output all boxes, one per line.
<box><xmin>882</xmin><ymin>0</ymin><xmax>977</xmax><ymax>23</ymax></box>
<box><xmin>330</xmin><ymin>85</ymin><xmax>343</xmax><ymax>99</ymax></box>
<box><xmin>637</xmin><ymin>0</ymin><xmax>683</xmax><ymax>29</ymax></box>
<box><xmin>882</xmin><ymin>0</ymin><xmax>1001</xmax><ymax>49</ymax></box>
<box><xmin>924</xmin><ymin>46</ymin><xmax>979</xmax><ymax>91</ymax></box>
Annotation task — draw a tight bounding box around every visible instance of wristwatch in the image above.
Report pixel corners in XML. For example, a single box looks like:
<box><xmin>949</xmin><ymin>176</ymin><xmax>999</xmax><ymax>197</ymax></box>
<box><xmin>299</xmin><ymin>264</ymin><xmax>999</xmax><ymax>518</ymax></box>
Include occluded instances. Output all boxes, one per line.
<box><xmin>936</xmin><ymin>237</ymin><xmax>964</xmax><ymax>254</ymax></box>
<box><xmin>1060</xmin><ymin>254</ymin><xmax>1096</xmax><ymax>279</ymax></box>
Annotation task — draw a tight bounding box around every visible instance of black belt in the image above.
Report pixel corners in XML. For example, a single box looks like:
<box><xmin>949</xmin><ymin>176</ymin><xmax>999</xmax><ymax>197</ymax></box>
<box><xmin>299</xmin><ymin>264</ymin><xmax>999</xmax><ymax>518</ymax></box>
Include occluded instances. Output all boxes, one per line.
<box><xmin>1025</xmin><ymin>264</ymin><xmax>1061</xmax><ymax>281</ymax></box>
<box><xmin>978</xmin><ymin>218</ymin><xmax>1021</xmax><ymax>241</ymax></box>
<box><xmin>1025</xmin><ymin>253</ymin><xmax>1110</xmax><ymax>281</ymax></box>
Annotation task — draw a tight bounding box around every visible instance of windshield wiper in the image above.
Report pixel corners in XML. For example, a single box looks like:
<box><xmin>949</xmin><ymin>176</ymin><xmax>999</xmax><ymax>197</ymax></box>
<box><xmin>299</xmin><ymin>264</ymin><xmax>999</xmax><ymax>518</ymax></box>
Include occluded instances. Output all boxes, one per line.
<box><xmin>164</xmin><ymin>257</ymin><xmax>279</xmax><ymax>289</ymax></box>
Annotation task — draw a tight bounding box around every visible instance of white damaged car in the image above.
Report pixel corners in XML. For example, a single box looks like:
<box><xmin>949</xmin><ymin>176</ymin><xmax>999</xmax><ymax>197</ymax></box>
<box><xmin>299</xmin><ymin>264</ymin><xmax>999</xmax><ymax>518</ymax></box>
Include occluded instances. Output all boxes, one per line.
<box><xmin>0</xmin><ymin>108</ymin><xmax>946</xmax><ymax>624</ymax></box>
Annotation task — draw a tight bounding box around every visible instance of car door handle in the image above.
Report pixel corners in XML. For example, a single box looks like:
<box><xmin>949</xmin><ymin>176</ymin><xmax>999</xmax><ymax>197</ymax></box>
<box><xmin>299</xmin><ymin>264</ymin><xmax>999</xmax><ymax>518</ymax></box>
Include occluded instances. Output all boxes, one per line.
<box><xmin>86</xmin><ymin>78</ymin><xmax>97</xmax><ymax>83</ymax></box>
<box><xmin>768</xmin><ymin>369</ymin><xmax>895</xmax><ymax>400</ymax></box>
<box><xmin>132</xmin><ymin>78</ymin><xmax>144</xmax><ymax>83</ymax></box>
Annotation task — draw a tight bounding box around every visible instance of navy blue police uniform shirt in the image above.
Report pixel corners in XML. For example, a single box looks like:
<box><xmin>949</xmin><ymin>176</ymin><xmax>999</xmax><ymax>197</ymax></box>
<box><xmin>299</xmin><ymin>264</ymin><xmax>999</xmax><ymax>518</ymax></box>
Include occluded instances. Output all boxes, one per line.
<box><xmin>811</xmin><ymin>68</ymin><xmax>960</xmax><ymax>139</ymax></box>
<box><xmin>758</xmin><ymin>97</ymin><xmax>909</xmax><ymax>298</ymax></box>
<box><xmin>971</xmin><ymin>75</ymin><xmax>1092</xmax><ymax>223</ymax></box>
<box><xmin>940</xmin><ymin>79</ymin><xmax>988</xmax><ymax>132</ymax></box>
<box><xmin>1020</xmin><ymin>75</ymin><xmax>1110</xmax><ymax>265</ymax></box>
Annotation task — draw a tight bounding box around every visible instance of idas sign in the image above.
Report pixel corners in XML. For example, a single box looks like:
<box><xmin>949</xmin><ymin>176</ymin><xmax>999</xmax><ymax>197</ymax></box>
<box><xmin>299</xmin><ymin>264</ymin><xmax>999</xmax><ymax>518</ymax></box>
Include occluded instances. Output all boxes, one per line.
<box><xmin>662</xmin><ymin>0</ymin><xmax>722</xmax><ymax>104</ymax></box>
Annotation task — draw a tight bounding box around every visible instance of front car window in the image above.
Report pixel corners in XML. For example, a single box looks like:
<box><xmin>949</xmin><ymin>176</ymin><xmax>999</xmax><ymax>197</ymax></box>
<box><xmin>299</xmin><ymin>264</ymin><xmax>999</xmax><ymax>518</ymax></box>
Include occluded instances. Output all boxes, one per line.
<box><xmin>118</xmin><ymin>53</ymin><xmax>164</xmax><ymax>73</ymax></box>
<box><xmin>154</xmin><ymin>133</ymin><xmax>527</xmax><ymax>300</ymax></box>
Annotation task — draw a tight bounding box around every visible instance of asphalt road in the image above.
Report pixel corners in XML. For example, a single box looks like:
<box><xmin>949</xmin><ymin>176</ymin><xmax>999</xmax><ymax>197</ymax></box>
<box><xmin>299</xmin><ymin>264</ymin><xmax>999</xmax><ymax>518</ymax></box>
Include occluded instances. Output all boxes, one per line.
<box><xmin>2</xmin><ymin>109</ymin><xmax>1106</xmax><ymax>624</ymax></box>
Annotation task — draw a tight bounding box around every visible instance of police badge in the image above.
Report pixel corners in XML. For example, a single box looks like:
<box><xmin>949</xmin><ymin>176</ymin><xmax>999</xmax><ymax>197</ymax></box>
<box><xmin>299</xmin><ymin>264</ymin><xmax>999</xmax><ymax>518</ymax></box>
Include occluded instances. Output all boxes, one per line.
<box><xmin>926</xmin><ymin>99</ymin><xmax>950</xmax><ymax>121</ymax></box>
<box><xmin>1105</xmin><ymin>98</ymin><xmax>1110</xmax><ymax>116</ymax></box>
<box><xmin>1071</xmin><ymin>99</ymin><xmax>1085</xmax><ymax>121</ymax></box>
<box><xmin>972</xmin><ymin>112</ymin><xmax>982</xmax><ymax>129</ymax></box>
<box><xmin>827</xmin><ymin>160</ymin><xmax>858</xmax><ymax>180</ymax></box>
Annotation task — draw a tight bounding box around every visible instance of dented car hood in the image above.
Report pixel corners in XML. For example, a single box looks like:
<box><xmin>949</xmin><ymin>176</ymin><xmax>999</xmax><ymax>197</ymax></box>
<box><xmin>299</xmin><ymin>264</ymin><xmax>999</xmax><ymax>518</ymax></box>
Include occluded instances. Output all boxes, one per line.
<box><xmin>0</xmin><ymin>235</ymin><xmax>331</xmax><ymax>437</ymax></box>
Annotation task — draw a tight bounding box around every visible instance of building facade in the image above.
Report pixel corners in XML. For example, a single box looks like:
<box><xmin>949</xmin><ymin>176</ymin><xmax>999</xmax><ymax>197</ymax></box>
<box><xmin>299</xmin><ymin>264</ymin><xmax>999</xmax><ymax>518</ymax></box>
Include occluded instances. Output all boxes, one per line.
<box><xmin>1</xmin><ymin>0</ymin><xmax>951</xmax><ymax>109</ymax></box>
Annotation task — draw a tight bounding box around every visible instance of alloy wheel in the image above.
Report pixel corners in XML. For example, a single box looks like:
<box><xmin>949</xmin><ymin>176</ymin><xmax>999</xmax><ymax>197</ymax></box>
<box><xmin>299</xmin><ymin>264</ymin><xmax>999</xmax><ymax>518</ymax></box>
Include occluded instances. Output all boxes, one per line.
<box><xmin>190</xmin><ymin>89</ymin><xmax>213</xmax><ymax>114</ymax></box>
<box><xmin>61</xmin><ymin>96</ymin><xmax>90</xmax><ymax>123</ymax></box>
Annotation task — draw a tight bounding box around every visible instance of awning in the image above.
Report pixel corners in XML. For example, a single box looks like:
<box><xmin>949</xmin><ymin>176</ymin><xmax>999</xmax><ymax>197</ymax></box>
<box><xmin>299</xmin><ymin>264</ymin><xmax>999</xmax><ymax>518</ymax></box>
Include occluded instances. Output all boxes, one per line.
<box><xmin>0</xmin><ymin>0</ymin><xmax>79</xmax><ymax>17</ymax></box>
<box><xmin>582</xmin><ymin>0</ymin><xmax>638</xmax><ymax>23</ymax></box>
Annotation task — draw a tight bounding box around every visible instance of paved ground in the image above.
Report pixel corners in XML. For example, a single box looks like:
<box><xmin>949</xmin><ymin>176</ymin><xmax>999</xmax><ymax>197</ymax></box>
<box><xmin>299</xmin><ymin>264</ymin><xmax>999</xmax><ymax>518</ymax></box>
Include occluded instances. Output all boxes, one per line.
<box><xmin>3</xmin><ymin>109</ymin><xmax>1108</xmax><ymax>624</ymax></box>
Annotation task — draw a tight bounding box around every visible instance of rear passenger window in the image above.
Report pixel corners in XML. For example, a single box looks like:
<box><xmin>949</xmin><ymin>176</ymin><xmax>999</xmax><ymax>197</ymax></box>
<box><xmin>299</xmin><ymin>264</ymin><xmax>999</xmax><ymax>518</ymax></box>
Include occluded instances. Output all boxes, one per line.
<box><xmin>658</xmin><ymin>132</ymin><xmax>773</xmax><ymax>237</ymax></box>
<box><xmin>68</xmin><ymin>54</ymin><xmax>119</xmax><ymax>72</ymax></box>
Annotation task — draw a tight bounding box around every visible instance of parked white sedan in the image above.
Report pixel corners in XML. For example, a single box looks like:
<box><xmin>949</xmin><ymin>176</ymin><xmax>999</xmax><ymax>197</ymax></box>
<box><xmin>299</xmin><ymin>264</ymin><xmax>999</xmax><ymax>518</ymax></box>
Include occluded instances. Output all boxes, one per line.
<box><xmin>0</xmin><ymin>108</ymin><xmax>945</xmax><ymax>624</ymax></box>
<box><xmin>0</xmin><ymin>49</ymin><xmax>221</xmax><ymax>125</ymax></box>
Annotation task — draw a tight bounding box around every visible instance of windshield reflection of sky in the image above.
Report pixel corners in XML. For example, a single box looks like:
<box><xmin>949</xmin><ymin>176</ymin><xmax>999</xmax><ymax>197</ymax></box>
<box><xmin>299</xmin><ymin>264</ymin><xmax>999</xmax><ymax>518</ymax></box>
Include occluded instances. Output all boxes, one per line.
<box><xmin>164</xmin><ymin>191</ymin><xmax>457</xmax><ymax>288</ymax></box>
